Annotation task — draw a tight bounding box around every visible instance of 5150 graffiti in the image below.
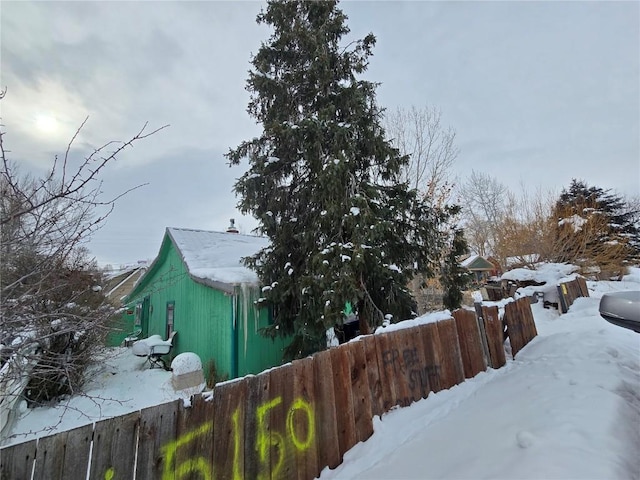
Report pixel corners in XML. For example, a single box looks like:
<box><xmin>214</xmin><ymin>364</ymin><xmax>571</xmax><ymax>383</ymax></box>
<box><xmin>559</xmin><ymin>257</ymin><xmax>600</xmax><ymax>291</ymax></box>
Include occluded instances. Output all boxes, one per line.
<box><xmin>157</xmin><ymin>395</ymin><xmax>315</xmax><ymax>480</ymax></box>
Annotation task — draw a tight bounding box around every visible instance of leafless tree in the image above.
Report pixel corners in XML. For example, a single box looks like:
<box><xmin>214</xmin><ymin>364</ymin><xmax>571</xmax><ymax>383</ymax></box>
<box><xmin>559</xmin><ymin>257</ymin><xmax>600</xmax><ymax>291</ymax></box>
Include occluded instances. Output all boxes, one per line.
<box><xmin>385</xmin><ymin>105</ymin><xmax>458</xmax><ymax>206</ymax></box>
<box><xmin>624</xmin><ymin>193</ymin><xmax>640</xmax><ymax>214</ymax></box>
<box><xmin>384</xmin><ymin>105</ymin><xmax>465</xmax><ymax>312</ymax></box>
<box><xmin>491</xmin><ymin>184</ymin><xmax>558</xmax><ymax>268</ymax></box>
<box><xmin>456</xmin><ymin>170</ymin><xmax>509</xmax><ymax>256</ymax></box>
<box><xmin>0</xmin><ymin>90</ymin><xmax>166</xmax><ymax>438</ymax></box>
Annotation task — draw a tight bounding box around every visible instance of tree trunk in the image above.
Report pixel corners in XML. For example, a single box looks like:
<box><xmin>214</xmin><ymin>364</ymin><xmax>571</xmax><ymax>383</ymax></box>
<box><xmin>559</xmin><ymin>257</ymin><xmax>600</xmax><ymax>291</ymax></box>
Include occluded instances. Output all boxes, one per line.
<box><xmin>357</xmin><ymin>298</ymin><xmax>371</xmax><ymax>336</ymax></box>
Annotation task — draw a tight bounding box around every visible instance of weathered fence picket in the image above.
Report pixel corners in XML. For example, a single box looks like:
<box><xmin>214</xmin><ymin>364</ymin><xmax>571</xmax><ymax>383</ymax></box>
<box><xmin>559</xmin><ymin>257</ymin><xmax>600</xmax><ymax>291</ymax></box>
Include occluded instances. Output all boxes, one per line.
<box><xmin>419</xmin><ymin>322</ymin><xmax>444</xmax><ymax>393</ymax></box>
<box><xmin>504</xmin><ymin>298</ymin><xmax>538</xmax><ymax>358</ymax></box>
<box><xmin>479</xmin><ymin>305</ymin><xmax>507</xmax><ymax>369</ymax></box>
<box><xmin>392</xmin><ymin>328</ymin><xmax>418</xmax><ymax>407</ymax></box>
<box><xmin>89</xmin><ymin>411</ymin><xmax>139</xmax><ymax>480</ymax></box>
<box><xmin>0</xmin><ymin>437</ymin><xmax>36</xmax><ymax>480</ymax></box>
<box><xmin>212</xmin><ymin>377</ymin><xmax>247</xmax><ymax>480</ymax></box>
<box><xmin>452</xmin><ymin>309</ymin><xmax>487</xmax><ymax>378</ymax></box>
<box><xmin>347</xmin><ymin>341</ymin><xmax>374</xmax><ymax>443</ymax></box>
<box><xmin>32</xmin><ymin>423</ymin><xmax>93</xmax><ymax>480</ymax></box>
<box><xmin>135</xmin><ymin>399</ymin><xmax>180</xmax><ymax>480</ymax></box>
<box><xmin>172</xmin><ymin>395</ymin><xmax>215</xmax><ymax>480</ymax></box>
<box><xmin>405</xmin><ymin>326</ymin><xmax>430</xmax><ymax>400</ymax></box>
<box><xmin>374</xmin><ymin>332</ymin><xmax>399</xmax><ymax>413</ymax></box>
<box><xmin>290</xmin><ymin>356</ymin><xmax>317</xmax><ymax>480</ymax></box>
<box><xmin>311</xmin><ymin>349</ymin><xmax>340</xmax><ymax>472</ymax></box>
<box><xmin>330</xmin><ymin>346</ymin><xmax>357</xmax><ymax>461</ymax></box>
<box><xmin>435</xmin><ymin>319</ymin><xmax>465</xmax><ymax>390</ymax></box>
<box><xmin>244</xmin><ymin>369</ymin><xmax>269</xmax><ymax>480</ymax></box>
<box><xmin>265</xmin><ymin>363</ymin><xmax>291</xmax><ymax>479</ymax></box>
<box><xmin>362</xmin><ymin>335</ymin><xmax>384</xmax><ymax>418</ymax></box>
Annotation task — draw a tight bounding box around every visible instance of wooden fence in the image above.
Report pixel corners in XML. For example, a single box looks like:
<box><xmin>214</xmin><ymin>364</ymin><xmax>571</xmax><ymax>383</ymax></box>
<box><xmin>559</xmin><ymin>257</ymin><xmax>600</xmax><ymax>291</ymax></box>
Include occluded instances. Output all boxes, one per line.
<box><xmin>0</xmin><ymin>298</ymin><xmax>537</xmax><ymax>480</ymax></box>
<box><xmin>557</xmin><ymin>277</ymin><xmax>589</xmax><ymax>313</ymax></box>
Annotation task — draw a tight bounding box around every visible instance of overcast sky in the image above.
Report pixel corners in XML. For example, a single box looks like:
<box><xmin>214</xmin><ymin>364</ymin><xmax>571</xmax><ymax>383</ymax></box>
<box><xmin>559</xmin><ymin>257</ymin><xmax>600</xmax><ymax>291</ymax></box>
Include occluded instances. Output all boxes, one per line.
<box><xmin>1</xmin><ymin>0</ymin><xmax>638</xmax><ymax>267</ymax></box>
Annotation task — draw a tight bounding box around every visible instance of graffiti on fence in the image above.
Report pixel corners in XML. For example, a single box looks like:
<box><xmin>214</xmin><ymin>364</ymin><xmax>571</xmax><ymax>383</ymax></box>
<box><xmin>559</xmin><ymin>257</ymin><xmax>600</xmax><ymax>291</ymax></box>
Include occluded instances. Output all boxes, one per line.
<box><xmin>381</xmin><ymin>346</ymin><xmax>441</xmax><ymax>399</ymax></box>
<box><xmin>255</xmin><ymin>396</ymin><xmax>315</xmax><ymax>479</ymax></box>
<box><xmin>382</xmin><ymin>347</ymin><xmax>421</xmax><ymax>372</ymax></box>
<box><xmin>157</xmin><ymin>396</ymin><xmax>315</xmax><ymax>480</ymax></box>
<box><xmin>408</xmin><ymin>365</ymin><xmax>441</xmax><ymax>394</ymax></box>
<box><xmin>162</xmin><ymin>422</ymin><xmax>214</xmax><ymax>480</ymax></box>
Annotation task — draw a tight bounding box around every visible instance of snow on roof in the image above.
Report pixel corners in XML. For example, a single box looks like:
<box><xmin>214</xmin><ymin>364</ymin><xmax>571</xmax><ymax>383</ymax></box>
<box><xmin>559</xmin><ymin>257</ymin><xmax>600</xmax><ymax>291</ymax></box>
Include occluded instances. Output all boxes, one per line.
<box><xmin>103</xmin><ymin>262</ymin><xmax>148</xmax><ymax>280</ymax></box>
<box><xmin>460</xmin><ymin>254</ymin><xmax>494</xmax><ymax>270</ymax></box>
<box><xmin>460</xmin><ymin>254</ymin><xmax>480</xmax><ymax>268</ymax></box>
<box><xmin>167</xmin><ymin>227</ymin><xmax>269</xmax><ymax>287</ymax></box>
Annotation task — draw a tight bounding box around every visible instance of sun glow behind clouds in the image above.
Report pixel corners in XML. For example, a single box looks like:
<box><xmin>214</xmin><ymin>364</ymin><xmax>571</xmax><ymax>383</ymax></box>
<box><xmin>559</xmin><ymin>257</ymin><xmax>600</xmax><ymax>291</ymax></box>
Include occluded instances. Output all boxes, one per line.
<box><xmin>2</xmin><ymin>79</ymin><xmax>90</xmax><ymax>166</ymax></box>
<box><xmin>35</xmin><ymin>113</ymin><xmax>59</xmax><ymax>134</ymax></box>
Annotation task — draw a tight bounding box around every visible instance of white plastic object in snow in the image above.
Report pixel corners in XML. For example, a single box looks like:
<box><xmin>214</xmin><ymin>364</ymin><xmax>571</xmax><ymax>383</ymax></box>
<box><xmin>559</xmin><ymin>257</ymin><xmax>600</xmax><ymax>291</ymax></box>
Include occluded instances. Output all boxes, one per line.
<box><xmin>171</xmin><ymin>352</ymin><xmax>206</xmax><ymax>394</ymax></box>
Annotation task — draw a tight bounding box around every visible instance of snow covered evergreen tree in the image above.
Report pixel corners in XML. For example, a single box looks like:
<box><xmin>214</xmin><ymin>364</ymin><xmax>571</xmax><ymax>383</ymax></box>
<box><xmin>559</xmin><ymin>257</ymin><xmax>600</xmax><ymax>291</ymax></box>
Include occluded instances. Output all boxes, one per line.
<box><xmin>552</xmin><ymin>179</ymin><xmax>639</xmax><ymax>277</ymax></box>
<box><xmin>227</xmin><ymin>0</ymin><xmax>450</xmax><ymax>358</ymax></box>
<box><xmin>440</xmin><ymin>225</ymin><xmax>472</xmax><ymax>311</ymax></box>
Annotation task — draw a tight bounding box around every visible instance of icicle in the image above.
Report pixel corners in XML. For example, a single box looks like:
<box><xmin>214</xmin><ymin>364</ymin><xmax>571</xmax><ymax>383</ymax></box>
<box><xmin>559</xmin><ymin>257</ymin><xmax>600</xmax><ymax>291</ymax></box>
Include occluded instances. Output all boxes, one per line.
<box><xmin>241</xmin><ymin>283</ymin><xmax>250</xmax><ymax>355</ymax></box>
<box><xmin>232</xmin><ymin>294</ymin><xmax>237</xmax><ymax>329</ymax></box>
<box><xmin>253</xmin><ymin>287</ymin><xmax>260</xmax><ymax>331</ymax></box>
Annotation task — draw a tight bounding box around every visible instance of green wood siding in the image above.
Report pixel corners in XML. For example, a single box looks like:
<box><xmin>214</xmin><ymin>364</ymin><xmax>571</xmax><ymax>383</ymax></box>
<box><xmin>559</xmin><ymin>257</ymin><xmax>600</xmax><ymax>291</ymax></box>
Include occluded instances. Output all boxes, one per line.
<box><xmin>235</xmin><ymin>285</ymin><xmax>288</xmax><ymax>376</ymax></box>
<box><xmin>105</xmin><ymin>309</ymin><xmax>135</xmax><ymax>347</ymax></box>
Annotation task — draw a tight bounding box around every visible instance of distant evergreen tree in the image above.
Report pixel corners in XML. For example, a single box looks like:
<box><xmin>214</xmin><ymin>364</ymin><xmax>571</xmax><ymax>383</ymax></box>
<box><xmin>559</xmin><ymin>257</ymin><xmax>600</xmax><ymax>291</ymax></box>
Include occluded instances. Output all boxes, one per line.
<box><xmin>227</xmin><ymin>0</ymin><xmax>449</xmax><ymax>358</ymax></box>
<box><xmin>553</xmin><ymin>179</ymin><xmax>639</xmax><ymax>274</ymax></box>
<box><xmin>440</xmin><ymin>225</ymin><xmax>472</xmax><ymax>311</ymax></box>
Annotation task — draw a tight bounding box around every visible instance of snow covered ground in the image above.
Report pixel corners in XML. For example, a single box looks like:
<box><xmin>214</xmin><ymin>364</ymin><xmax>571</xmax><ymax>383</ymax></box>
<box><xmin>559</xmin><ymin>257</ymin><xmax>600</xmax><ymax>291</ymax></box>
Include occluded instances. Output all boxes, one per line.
<box><xmin>2</xmin><ymin>352</ymin><xmax>180</xmax><ymax>446</ymax></box>
<box><xmin>3</xmin><ymin>267</ymin><xmax>639</xmax><ymax>480</ymax></box>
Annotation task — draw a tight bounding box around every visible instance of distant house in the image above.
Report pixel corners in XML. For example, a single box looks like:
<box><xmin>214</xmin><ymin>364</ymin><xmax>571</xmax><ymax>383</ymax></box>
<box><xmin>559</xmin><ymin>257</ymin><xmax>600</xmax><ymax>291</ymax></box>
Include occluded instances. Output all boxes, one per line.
<box><xmin>460</xmin><ymin>254</ymin><xmax>497</xmax><ymax>285</ymax></box>
<box><xmin>103</xmin><ymin>263</ymin><xmax>148</xmax><ymax>346</ymax></box>
<box><xmin>124</xmin><ymin>227</ymin><xmax>289</xmax><ymax>380</ymax></box>
<box><xmin>104</xmin><ymin>262</ymin><xmax>148</xmax><ymax>306</ymax></box>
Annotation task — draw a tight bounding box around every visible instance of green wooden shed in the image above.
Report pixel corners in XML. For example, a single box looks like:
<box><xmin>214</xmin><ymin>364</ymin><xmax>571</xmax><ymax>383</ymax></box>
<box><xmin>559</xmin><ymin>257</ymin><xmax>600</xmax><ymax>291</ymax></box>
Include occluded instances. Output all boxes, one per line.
<box><xmin>125</xmin><ymin>227</ymin><xmax>289</xmax><ymax>380</ymax></box>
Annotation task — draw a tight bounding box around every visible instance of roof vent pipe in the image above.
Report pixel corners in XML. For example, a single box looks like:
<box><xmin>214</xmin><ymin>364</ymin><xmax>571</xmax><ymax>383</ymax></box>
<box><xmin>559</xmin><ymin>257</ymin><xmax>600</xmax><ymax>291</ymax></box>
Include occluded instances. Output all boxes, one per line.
<box><xmin>227</xmin><ymin>218</ymin><xmax>239</xmax><ymax>234</ymax></box>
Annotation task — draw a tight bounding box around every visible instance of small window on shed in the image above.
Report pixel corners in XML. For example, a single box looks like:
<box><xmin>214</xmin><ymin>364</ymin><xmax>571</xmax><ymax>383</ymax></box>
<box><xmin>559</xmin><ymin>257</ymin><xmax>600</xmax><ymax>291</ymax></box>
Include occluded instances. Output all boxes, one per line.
<box><xmin>166</xmin><ymin>301</ymin><xmax>175</xmax><ymax>339</ymax></box>
<box><xmin>134</xmin><ymin>303</ymin><xmax>142</xmax><ymax>327</ymax></box>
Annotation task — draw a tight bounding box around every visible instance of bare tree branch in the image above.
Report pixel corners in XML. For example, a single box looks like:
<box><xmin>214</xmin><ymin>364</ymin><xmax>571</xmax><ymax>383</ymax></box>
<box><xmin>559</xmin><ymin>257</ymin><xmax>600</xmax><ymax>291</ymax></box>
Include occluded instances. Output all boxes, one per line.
<box><xmin>456</xmin><ymin>170</ymin><xmax>509</xmax><ymax>256</ymax></box>
<box><xmin>1</xmin><ymin>121</ymin><xmax>168</xmax><ymax>225</ymax></box>
<box><xmin>385</xmin><ymin>105</ymin><xmax>458</xmax><ymax>206</ymax></box>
